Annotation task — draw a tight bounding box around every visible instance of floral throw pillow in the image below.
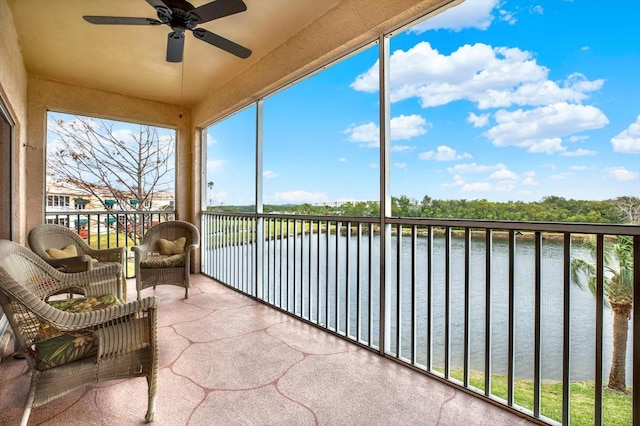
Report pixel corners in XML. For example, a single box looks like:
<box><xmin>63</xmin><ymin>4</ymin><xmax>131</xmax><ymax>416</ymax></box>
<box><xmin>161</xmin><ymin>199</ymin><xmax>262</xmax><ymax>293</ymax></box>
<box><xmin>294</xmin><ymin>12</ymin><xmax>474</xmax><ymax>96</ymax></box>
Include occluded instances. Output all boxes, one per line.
<box><xmin>34</xmin><ymin>331</ymin><xmax>97</xmax><ymax>370</ymax></box>
<box><xmin>140</xmin><ymin>253</ymin><xmax>185</xmax><ymax>269</ymax></box>
<box><xmin>34</xmin><ymin>293</ymin><xmax>123</xmax><ymax>370</ymax></box>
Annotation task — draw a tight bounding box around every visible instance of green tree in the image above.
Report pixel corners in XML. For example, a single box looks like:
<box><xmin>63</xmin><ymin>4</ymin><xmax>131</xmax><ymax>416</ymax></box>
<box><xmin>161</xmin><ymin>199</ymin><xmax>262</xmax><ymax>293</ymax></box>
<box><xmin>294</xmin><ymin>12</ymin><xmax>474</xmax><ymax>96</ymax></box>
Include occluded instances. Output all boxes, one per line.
<box><xmin>571</xmin><ymin>235</ymin><xmax>634</xmax><ymax>392</ymax></box>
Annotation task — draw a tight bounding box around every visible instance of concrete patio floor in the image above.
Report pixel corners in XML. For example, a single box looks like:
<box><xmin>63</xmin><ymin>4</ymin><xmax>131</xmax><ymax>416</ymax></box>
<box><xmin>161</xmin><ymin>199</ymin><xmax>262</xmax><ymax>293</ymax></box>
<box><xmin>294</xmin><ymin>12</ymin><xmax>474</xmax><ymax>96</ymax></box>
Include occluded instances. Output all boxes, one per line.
<box><xmin>0</xmin><ymin>274</ymin><xmax>538</xmax><ymax>425</ymax></box>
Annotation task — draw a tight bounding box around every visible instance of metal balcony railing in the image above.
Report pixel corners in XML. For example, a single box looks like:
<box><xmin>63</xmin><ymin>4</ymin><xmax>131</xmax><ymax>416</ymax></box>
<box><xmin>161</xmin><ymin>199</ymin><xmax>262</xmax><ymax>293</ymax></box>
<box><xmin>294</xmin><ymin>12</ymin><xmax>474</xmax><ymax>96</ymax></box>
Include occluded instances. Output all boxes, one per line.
<box><xmin>44</xmin><ymin>209</ymin><xmax>176</xmax><ymax>278</ymax></box>
<box><xmin>201</xmin><ymin>211</ymin><xmax>639</xmax><ymax>426</ymax></box>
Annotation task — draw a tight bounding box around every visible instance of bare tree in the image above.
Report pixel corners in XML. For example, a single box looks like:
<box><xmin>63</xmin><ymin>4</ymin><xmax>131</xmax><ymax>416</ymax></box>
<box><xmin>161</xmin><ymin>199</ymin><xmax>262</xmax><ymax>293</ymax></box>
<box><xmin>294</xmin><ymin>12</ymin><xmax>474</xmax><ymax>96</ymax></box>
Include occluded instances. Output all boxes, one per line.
<box><xmin>47</xmin><ymin>115</ymin><xmax>174</xmax><ymax>211</ymax></box>
<box><xmin>47</xmin><ymin>115</ymin><xmax>175</xmax><ymax>241</ymax></box>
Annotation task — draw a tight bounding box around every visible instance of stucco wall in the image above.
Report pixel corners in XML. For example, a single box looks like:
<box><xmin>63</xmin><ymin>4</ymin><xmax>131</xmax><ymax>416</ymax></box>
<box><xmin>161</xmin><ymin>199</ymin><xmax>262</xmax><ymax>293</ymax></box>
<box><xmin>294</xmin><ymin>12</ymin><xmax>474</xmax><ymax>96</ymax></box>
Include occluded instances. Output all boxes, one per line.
<box><xmin>0</xmin><ymin>0</ymin><xmax>28</xmax><ymax>243</ymax></box>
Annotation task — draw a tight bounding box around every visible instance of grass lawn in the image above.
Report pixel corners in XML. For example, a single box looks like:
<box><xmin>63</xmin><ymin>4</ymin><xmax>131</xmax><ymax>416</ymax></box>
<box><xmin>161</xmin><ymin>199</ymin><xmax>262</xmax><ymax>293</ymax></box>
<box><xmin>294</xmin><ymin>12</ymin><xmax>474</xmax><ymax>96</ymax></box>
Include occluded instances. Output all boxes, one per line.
<box><xmin>442</xmin><ymin>368</ymin><xmax>633</xmax><ymax>425</ymax></box>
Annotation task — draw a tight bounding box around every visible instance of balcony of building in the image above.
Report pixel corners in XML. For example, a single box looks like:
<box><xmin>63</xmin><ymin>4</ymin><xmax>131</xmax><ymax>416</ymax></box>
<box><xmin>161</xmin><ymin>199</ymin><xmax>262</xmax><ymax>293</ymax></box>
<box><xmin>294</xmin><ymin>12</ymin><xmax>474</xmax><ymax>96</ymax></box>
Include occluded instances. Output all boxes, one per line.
<box><xmin>1</xmin><ymin>1</ymin><xmax>638</xmax><ymax>425</ymax></box>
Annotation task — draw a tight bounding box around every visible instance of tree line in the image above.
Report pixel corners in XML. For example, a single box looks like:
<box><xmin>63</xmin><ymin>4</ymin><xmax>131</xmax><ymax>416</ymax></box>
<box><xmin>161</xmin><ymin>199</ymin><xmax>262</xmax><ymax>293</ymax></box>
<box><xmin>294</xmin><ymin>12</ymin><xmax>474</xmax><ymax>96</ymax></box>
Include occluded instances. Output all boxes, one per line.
<box><xmin>212</xmin><ymin>195</ymin><xmax>640</xmax><ymax>224</ymax></box>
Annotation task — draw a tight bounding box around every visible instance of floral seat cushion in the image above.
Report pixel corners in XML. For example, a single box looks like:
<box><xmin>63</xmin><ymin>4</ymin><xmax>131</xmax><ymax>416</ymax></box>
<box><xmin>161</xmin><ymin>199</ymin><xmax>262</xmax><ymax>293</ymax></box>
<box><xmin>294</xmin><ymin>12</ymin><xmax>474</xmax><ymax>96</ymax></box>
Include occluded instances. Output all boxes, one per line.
<box><xmin>35</xmin><ymin>293</ymin><xmax>123</xmax><ymax>370</ymax></box>
<box><xmin>140</xmin><ymin>253</ymin><xmax>185</xmax><ymax>269</ymax></box>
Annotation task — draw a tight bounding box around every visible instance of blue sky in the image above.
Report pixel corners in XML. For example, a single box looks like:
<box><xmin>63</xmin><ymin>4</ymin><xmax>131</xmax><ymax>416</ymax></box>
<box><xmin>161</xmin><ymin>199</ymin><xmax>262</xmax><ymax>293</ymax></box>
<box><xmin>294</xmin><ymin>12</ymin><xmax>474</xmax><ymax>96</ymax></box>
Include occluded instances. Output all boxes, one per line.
<box><xmin>209</xmin><ymin>0</ymin><xmax>639</xmax><ymax>205</ymax></box>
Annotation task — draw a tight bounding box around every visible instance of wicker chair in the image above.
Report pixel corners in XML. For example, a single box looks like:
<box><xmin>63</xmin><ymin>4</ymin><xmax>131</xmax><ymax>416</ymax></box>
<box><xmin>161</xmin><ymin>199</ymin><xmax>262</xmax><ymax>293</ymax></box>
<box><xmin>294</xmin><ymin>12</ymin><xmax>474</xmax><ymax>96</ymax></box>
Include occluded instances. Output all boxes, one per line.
<box><xmin>132</xmin><ymin>220</ymin><xmax>200</xmax><ymax>300</ymax></box>
<box><xmin>28</xmin><ymin>224</ymin><xmax>126</xmax><ymax>299</ymax></box>
<box><xmin>0</xmin><ymin>239</ymin><xmax>158</xmax><ymax>425</ymax></box>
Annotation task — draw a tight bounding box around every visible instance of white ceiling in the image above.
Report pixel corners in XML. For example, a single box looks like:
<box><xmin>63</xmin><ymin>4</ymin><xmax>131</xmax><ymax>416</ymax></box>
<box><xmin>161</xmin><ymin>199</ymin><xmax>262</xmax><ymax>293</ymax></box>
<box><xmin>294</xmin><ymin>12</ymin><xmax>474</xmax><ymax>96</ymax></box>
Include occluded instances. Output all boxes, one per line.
<box><xmin>8</xmin><ymin>0</ymin><xmax>342</xmax><ymax>106</ymax></box>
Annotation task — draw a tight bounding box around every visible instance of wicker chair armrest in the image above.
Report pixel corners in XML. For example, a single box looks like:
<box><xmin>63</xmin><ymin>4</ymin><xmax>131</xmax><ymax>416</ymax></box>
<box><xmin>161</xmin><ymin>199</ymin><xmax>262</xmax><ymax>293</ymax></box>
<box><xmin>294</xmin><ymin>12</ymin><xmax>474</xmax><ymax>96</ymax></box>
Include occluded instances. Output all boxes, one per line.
<box><xmin>45</xmin><ymin>296</ymin><xmax>159</xmax><ymax>331</ymax></box>
<box><xmin>46</xmin><ymin>255</ymin><xmax>93</xmax><ymax>273</ymax></box>
<box><xmin>2</xmin><ymin>277</ymin><xmax>157</xmax><ymax>331</ymax></box>
<box><xmin>184</xmin><ymin>243</ymin><xmax>199</xmax><ymax>254</ymax></box>
<box><xmin>56</xmin><ymin>296</ymin><xmax>159</xmax><ymax>331</ymax></box>
<box><xmin>84</xmin><ymin>245</ymin><xmax>126</xmax><ymax>262</ymax></box>
<box><xmin>61</xmin><ymin>263</ymin><xmax>122</xmax><ymax>297</ymax></box>
<box><xmin>131</xmin><ymin>244</ymin><xmax>151</xmax><ymax>260</ymax></box>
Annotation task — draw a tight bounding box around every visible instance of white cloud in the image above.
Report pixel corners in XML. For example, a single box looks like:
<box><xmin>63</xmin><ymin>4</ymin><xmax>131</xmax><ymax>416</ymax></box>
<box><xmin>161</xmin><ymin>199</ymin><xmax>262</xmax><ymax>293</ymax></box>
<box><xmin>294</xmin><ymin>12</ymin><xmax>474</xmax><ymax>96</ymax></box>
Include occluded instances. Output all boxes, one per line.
<box><xmin>611</xmin><ymin>115</ymin><xmax>640</xmax><ymax>153</ymax></box>
<box><xmin>443</xmin><ymin>165</ymin><xmax>538</xmax><ymax>192</ymax></box>
<box><xmin>344</xmin><ymin>122</ymin><xmax>378</xmax><ymax>146</ymax></box>
<box><xmin>489</xmin><ymin>168</ymin><xmax>518</xmax><ymax>180</ymax></box>
<box><xmin>498</xmin><ymin>9</ymin><xmax>517</xmax><ymax>25</ymax></box>
<box><xmin>351</xmin><ymin>43</ymin><xmax>604</xmax><ymax>111</ymax></box>
<box><xmin>344</xmin><ymin>114</ymin><xmax>429</xmax><ymax>147</ymax></box>
<box><xmin>527</xmin><ymin>138</ymin><xmax>566</xmax><ymax>154</ymax></box>
<box><xmin>409</xmin><ymin>0</ymin><xmax>499</xmax><ymax>33</ymax></box>
<box><xmin>391</xmin><ymin>114</ymin><xmax>430</xmax><ymax>139</ymax></box>
<box><xmin>532</xmin><ymin>5</ymin><xmax>544</xmax><ymax>14</ymax></box>
<box><xmin>485</xmin><ymin>102</ymin><xmax>608</xmax><ymax>151</ymax></box>
<box><xmin>391</xmin><ymin>144</ymin><xmax>414</xmax><ymax>152</ymax></box>
<box><xmin>419</xmin><ymin>145</ymin><xmax>472</xmax><ymax>161</ymax></box>
<box><xmin>604</xmin><ymin>167</ymin><xmax>638</xmax><ymax>181</ymax></box>
<box><xmin>394</xmin><ymin>162</ymin><xmax>407</xmax><ymax>169</ymax></box>
<box><xmin>272</xmin><ymin>190</ymin><xmax>328</xmax><ymax>203</ymax></box>
<box><xmin>462</xmin><ymin>181</ymin><xmax>515</xmax><ymax>193</ymax></box>
<box><xmin>467</xmin><ymin>112</ymin><xmax>490</xmax><ymax>127</ymax></box>
<box><xmin>447</xmin><ymin>162</ymin><xmax>506</xmax><ymax>174</ymax></box>
<box><xmin>338</xmin><ymin>157</ymin><xmax>347</xmax><ymax>162</ymax></box>
<box><xmin>561</xmin><ymin>148</ymin><xmax>597</xmax><ymax>157</ymax></box>
<box><xmin>521</xmin><ymin>170</ymin><xmax>538</xmax><ymax>185</ymax></box>
<box><xmin>263</xmin><ymin>170</ymin><xmax>278</xmax><ymax>178</ymax></box>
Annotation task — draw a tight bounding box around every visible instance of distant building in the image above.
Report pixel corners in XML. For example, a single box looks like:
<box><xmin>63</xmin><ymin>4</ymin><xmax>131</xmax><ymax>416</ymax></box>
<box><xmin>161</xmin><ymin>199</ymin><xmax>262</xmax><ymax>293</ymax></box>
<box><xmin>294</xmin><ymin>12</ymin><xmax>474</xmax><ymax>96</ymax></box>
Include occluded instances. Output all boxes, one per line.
<box><xmin>45</xmin><ymin>183</ymin><xmax>175</xmax><ymax>234</ymax></box>
<box><xmin>312</xmin><ymin>200</ymin><xmax>375</xmax><ymax>208</ymax></box>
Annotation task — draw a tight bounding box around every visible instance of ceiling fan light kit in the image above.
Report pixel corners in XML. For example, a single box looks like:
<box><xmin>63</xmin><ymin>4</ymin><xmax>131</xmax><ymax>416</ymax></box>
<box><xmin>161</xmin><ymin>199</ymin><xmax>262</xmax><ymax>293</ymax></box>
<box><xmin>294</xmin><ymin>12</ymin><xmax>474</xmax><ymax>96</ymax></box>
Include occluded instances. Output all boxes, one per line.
<box><xmin>83</xmin><ymin>0</ymin><xmax>251</xmax><ymax>63</ymax></box>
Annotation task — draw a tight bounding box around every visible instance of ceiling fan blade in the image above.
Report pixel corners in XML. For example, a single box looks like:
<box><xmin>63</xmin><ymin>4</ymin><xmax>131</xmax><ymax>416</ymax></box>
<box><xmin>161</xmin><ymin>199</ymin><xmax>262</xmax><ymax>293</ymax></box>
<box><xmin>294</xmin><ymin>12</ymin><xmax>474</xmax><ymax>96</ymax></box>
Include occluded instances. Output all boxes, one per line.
<box><xmin>192</xmin><ymin>28</ymin><xmax>251</xmax><ymax>58</ymax></box>
<box><xmin>166</xmin><ymin>31</ymin><xmax>185</xmax><ymax>62</ymax></box>
<box><xmin>188</xmin><ymin>0</ymin><xmax>247</xmax><ymax>25</ymax></box>
<box><xmin>83</xmin><ymin>16</ymin><xmax>162</xmax><ymax>25</ymax></box>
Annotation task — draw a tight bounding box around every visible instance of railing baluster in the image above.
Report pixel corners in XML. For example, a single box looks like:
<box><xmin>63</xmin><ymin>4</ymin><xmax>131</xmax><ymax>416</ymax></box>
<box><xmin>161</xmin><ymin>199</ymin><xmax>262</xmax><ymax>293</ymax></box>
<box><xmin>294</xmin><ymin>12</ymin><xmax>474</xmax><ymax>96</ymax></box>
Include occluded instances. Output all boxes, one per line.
<box><xmin>334</xmin><ymin>221</ymin><xmax>340</xmax><ymax>333</ymax></box>
<box><xmin>411</xmin><ymin>225</ymin><xmax>417</xmax><ymax>365</ymax></box>
<box><xmin>633</xmin><ymin>234</ymin><xmax>639</xmax><ymax>426</ymax></box>
<box><xmin>595</xmin><ymin>234</ymin><xmax>604</xmax><ymax>426</ymax></box>
<box><xmin>396</xmin><ymin>223</ymin><xmax>402</xmax><ymax>358</ymax></box>
<box><xmin>444</xmin><ymin>226</ymin><xmax>451</xmax><ymax>378</ymax></box>
<box><xmin>426</xmin><ymin>225</ymin><xmax>433</xmax><ymax>371</ymax></box>
<box><xmin>369</xmin><ymin>222</ymin><xmax>374</xmax><ymax>348</ymax></box>
<box><xmin>562</xmin><ymin>232</ymin><xmax>571</xmax><ymax>425</ymax></box>
<box><xmin>325</xmin><ymin>219</ymin><xmax>330</xmax><ymax>329</ymax></box>
<box><xmin>346</xmin><ymin>221</ymin><xmax>351</xmax><ymax>337</ymax></box>
<box><xmin>357</xmin><ymin>223</ymin><xmax>362</xmax><ymax>342</ymax></box>
<box><xmin>533</xmin><ymin>231</ymin><xmax>542</xmax><ymax>418</ymax></box>
<box><xmin>484</xmin><ymin>229</ymin><xmax>492</xmax><ymax>396</ymax></box>
<box><xmin>464</xmin><ymin>227</ymin><xmax>470</xmax><ymax>387</ymax></box>
<box><xmin>508</xmin><ymin>229</ymin><xmax>515</xmax><ymax>406</ymax></box>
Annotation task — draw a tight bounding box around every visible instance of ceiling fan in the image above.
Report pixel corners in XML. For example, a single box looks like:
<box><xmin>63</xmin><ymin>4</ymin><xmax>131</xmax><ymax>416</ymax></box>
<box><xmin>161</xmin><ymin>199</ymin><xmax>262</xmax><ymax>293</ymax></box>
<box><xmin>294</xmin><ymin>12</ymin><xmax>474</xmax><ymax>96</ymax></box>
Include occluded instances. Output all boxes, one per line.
<box><xmin>83</xmin><ymin>0</ymin><xmax>251</xmax><ymax>63</ymax></box>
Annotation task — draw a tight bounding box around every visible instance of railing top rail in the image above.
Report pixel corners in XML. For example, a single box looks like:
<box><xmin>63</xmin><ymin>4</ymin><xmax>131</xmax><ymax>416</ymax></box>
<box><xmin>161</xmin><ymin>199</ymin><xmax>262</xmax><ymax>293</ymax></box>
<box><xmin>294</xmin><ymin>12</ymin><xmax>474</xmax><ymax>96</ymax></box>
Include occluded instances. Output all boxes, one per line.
<box><xmin>386</xmin><ymin>217</ymin><xmax>640</xmax><ymax>235</ymax></box>
<box><xmin>46</xmin><ymin>209</ymin><xmax>176</xmax><ymax>215</ymax></box>
<box><xmin>202</xmin><ymin>211</ymin><xmax>640</xmax><ymax>236</ymax></box>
